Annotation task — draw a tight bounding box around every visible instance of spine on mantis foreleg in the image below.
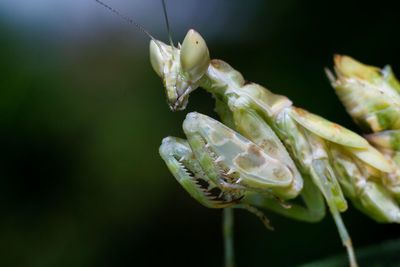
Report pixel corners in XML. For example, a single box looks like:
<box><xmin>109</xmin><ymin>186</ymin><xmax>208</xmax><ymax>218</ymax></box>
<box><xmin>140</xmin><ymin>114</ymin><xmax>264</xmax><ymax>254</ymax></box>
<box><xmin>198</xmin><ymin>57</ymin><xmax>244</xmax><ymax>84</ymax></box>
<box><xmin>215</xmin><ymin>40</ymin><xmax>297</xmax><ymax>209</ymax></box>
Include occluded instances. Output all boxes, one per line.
<box><xmin>327</xmin><ymin>55</ymin><xmax>400</xmax><ymax>218</ymax></box>
<box><xmin>159</xmin><ymin>136</ymin><xmax>244</xmax><ymax>209</ymax></box>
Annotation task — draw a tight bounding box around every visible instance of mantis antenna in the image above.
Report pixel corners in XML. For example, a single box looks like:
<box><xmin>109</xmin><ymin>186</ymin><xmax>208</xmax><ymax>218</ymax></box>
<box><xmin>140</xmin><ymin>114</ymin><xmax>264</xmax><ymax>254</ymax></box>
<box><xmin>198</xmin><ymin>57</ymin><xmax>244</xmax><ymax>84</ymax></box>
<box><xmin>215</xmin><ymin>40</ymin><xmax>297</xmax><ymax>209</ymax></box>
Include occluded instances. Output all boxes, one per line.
<box><xmin>94</xmin><ymin>0</ymin><xmax>162</xmax><ymax>50</ymax></box>
<box><xmin>161</xmin><ymin>0</ymin><xmax>174</xmax><ymax>47</ymax></box>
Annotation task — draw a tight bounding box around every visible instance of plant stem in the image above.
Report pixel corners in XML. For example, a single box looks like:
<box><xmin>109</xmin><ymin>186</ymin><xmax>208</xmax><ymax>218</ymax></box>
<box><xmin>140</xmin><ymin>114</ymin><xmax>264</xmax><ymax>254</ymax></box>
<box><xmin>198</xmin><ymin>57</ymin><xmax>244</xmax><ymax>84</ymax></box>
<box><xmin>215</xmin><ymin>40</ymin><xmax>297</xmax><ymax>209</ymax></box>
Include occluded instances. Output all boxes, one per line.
<box><xmin>223</xmin><ymin>208</ymin><xmax>235</xmax><ymax>267</ymax></box>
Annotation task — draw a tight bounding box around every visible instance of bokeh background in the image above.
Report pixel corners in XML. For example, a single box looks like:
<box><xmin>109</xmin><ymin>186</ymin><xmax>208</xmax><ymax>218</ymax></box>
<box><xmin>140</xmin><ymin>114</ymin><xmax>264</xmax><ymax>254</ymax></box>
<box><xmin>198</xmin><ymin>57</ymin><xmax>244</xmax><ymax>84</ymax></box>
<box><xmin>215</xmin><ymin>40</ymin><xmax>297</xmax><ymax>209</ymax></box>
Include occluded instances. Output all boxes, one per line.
<box><xmin>1</xmin><ymin>0</ymin><xmax>400</xmax><ymax>266</ymax></box>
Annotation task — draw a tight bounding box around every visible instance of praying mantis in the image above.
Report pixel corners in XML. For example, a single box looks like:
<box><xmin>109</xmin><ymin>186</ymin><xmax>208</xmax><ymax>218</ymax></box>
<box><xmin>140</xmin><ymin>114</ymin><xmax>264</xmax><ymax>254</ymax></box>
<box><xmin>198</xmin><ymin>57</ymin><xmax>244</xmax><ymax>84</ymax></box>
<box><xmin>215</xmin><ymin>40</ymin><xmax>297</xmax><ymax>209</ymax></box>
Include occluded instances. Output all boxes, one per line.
<box><xmin>95</xmin><ymin>1</ymin><xmax>400</xmax><ymax>266</ymax></box>
<box><xmin>153</xmin><ymin>28</ymin><xmax>396</xmax><ymax>267</ymax></box>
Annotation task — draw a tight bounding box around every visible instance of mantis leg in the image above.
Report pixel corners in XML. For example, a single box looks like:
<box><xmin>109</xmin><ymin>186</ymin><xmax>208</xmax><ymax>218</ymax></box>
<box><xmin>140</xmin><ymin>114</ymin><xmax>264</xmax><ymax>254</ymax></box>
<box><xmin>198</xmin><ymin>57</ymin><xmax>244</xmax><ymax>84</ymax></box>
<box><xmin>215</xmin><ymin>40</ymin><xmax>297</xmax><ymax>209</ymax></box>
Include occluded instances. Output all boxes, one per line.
<box><xmin>160</xmin><ymin>137</ymin><xmax>239</xmax><ymax>267</ymax></box>
<box><xmin>292</xmin><ymin>121</ymin><xmax>357</xmax><ymax>267</ymax></box>
<box><xmin>224</xmin><ymin>97</ymin><xmax>357</xmax><ymax>266</ymax></box>
<box><xmin>159</xmin><ymin>136</ymin><xmax>243</xmax><ymax>209</ymax></box>
<box><xmin>160</xmin><ymin>119</ymin><xmax>285</xmax><ymax>267</ymax></box>
<box><xmin>216</xmin><ymin>97</ymin><xmax>303</xmax><ymax>199</ymax></box>
<box><xmin>217</xmin><ymin>98</ymin><xmax>326</xmax><ymax>222</ymax></box>
<box><xmin>215</xmin><ymin>98</ymin><xmax>235</xmax><ymax>130</ymax></box>
<box><xmin>245</xmin><ymin>177</ymin><xmax>325</xmax><ymax>223</ymax></box>
<box><xmin>310</xmin><ymin>159</ymin><xmax>357</xmax><ymax>267</ymax></box>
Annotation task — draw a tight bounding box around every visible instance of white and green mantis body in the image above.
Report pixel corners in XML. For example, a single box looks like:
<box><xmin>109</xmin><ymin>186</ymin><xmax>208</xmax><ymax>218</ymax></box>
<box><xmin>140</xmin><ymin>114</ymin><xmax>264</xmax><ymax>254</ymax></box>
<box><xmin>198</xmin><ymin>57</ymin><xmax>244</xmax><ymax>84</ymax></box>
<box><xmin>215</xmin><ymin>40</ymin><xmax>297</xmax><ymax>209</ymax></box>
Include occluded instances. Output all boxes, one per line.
<box><xmin>152</xmin><ymin>29</ymin><xmax>395</xmax><ymax>267</ymax></box>
<box><xmin>94</xmin><ymin>1</ymin><xmax>399</xmax><ymax>265</ymax></box>
<box><xmin>327</xmin><ymin>56</ymin><xmax>400</xmax><ymax>222</ymax></box>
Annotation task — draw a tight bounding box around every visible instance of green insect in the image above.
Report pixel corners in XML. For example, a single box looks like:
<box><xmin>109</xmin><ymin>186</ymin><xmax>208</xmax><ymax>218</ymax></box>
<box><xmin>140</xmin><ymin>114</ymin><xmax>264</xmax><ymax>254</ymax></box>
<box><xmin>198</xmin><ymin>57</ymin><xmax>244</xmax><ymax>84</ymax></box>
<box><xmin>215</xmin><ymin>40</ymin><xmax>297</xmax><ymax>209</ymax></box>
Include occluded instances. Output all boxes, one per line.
<box><xmin>150</xmin><ymin>27</ymin><xmax>396</xmax><ymax>266</ymax></box>
<box><xmin>326</xmin><ymin>55</ymin><xmax>400</xmax><ymax>222</ymax></box>
<box><xmin>95</xmin><ymin>1</ymin><xmax>397</xmax><ymax>266</ymax></box>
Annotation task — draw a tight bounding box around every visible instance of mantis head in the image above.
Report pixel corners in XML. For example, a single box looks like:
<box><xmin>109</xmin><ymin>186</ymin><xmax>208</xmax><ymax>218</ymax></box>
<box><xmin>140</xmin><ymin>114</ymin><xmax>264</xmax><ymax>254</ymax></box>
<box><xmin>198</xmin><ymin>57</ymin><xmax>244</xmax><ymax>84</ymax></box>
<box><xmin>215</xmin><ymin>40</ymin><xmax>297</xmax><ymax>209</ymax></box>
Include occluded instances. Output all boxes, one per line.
<box><xmin>94</xmin><ymin>0</ymin><xmax>210</xmax><ymax>111</ymax></box>
<box><xmin>150</xmin><ymin>29</ymin><xmax>210</xmax><ymax>111</ymax></box>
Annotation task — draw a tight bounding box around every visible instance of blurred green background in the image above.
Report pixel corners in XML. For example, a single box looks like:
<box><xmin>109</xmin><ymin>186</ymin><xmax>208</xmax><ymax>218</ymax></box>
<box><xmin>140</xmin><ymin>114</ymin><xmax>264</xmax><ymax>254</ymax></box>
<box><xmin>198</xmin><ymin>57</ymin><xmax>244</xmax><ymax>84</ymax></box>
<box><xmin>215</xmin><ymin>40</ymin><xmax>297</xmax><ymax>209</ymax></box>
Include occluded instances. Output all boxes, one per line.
<box><xmin>1</xmin><ymin>0</ymin><xmax>400</xmax><ymax>266</ymax></box>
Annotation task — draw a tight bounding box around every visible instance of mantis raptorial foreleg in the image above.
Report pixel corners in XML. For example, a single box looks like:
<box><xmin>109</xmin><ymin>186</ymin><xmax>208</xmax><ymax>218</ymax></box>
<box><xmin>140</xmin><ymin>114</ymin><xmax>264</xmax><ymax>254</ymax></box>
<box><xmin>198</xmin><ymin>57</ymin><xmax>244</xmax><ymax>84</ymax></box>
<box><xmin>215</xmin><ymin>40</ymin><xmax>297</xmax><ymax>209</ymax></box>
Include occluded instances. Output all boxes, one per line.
<box><xmin>216</xmin><ymin>95</ymin><xmax>327</xmax><ymax>222</ymax></box>
<box><xmin>246</xmin><ymin>178</ymin><xmax>325</xmax><ymax>222</ymax></box>
<box><xmin>159</xmin><ymin>110</ymin><xmax>329</xmax><ymax>231</ymax></box>
<box><xmin>201</xmin><ymin>93</ymin><xmax>328</xmax><ymax>223</ymax></box>
<box><xmin>159</xmin><ymin>112</ymin><xmax>306</xmax><ymax>227</ymax></box>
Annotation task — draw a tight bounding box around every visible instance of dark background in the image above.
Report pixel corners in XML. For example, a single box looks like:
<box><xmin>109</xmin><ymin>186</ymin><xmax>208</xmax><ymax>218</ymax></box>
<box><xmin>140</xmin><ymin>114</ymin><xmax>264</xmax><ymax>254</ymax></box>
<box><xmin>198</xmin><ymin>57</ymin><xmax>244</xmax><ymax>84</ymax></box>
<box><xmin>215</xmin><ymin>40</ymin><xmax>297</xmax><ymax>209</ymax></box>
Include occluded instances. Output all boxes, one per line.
<box><xmin>1</xmin><ymin>0</ymin><xmax>400</xmax><ymax>266</ymax></box>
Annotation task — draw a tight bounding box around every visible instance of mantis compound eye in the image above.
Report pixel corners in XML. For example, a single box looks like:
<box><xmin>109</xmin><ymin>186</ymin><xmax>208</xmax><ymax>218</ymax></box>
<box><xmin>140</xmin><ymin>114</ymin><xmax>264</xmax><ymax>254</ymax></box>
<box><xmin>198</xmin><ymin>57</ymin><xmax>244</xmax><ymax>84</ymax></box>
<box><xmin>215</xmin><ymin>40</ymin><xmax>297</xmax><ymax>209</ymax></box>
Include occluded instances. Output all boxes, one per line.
<box><xmin>149</xmin><ymin>40</ymin><xmax>163</xmax><ymax>77</ymax></box>
<box><xmin>149</xmin><ymin>40</ymin><xmax>172</xmax><ymax>77</ymax></box>
<box><xmin>180</xmin><ymin>29</ymin><xmax>210</xmax><ymax>82</ymax></box>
